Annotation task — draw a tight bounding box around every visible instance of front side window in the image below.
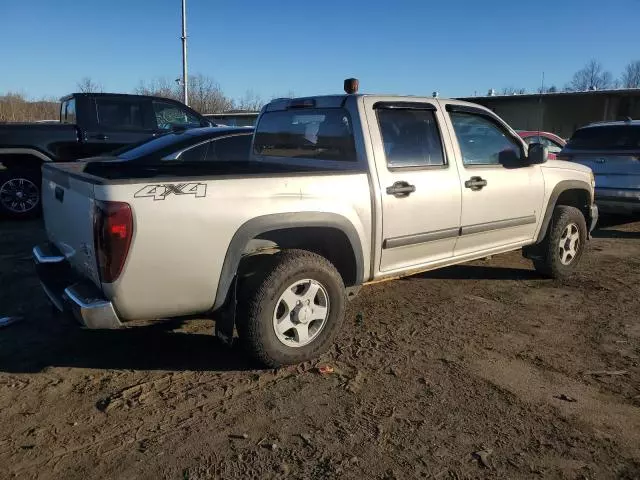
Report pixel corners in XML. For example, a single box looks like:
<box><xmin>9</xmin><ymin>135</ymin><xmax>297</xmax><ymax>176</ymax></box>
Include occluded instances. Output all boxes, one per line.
<box><xmin>450</xmin><ymin>112</ymin><xmax>522</xmax><ymax>165</ymax></box>
<box><xmin>253</xmin><ymin>108</ymin><xmax>356</xmax><ymax>162</ymax></box>
<box><xmin>96</xmin><ymin>98</ymin><xmax>145</xmax><ymax>130</ymax></box>
<box><xmin>376</xmin><ymin>108</ymin><xmax>445</xmax><ymax>167</ymax></box>
<box><xmin>153</xmin><ymin>101</ymin><xmax>202</xmax><ymax>130</ymax></box>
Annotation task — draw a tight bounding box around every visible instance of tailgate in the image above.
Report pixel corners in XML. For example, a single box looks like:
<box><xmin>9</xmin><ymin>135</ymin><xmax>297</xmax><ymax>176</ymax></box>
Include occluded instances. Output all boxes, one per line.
<box><xmin>565</xmin><ymin>152</ymin><xmax>640</xmax><ymax>190</ymax></box>
<box><xmin>41</xmin><ymin>163</ymin><xmax>101</xmax><ymax>286</ymax></box>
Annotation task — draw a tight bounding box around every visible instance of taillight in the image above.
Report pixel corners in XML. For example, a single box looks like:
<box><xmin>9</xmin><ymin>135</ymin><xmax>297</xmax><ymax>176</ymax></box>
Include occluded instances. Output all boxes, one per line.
<box><xmin>94</xmin><ymin>200</ymin><xmax>133</xmax><ymax>283</ymax></box>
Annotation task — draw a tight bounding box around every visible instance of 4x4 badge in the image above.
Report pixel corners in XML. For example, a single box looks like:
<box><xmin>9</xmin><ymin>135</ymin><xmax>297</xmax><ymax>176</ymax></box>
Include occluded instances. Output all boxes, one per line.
<box><xmin>134</xmin><ymin>183</ymin><xmax>207</xmax><ymax>201</ymax></box>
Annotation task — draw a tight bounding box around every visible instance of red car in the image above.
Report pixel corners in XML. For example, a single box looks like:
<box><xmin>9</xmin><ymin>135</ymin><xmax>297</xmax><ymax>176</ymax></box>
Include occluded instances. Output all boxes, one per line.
<box><xmin>517</xmin><ymin>130</ymin><xmax>566</xmax><ymax>160</ymax></box>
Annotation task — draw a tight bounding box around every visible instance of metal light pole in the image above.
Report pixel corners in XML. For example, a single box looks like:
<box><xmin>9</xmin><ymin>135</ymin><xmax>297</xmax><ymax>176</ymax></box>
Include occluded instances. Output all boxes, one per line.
<box><xmin>181</xmin><ymin>0</ymin><xmax>188</xmax><ymax>105</ymax></box>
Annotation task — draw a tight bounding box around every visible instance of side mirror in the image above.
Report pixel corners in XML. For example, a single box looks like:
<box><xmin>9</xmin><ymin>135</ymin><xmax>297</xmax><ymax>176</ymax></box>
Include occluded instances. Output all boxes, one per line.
<box><xmin>528</xmin><ymin>142</ymin><xmax>548</xmax><ymax>164</ymax></box>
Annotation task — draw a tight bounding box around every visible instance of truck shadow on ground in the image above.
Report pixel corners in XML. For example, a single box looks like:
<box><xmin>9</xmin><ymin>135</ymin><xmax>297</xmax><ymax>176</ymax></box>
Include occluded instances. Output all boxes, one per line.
<box><xmin>592</xmin><ymin>229</ymin><xmax>640</xmax><ymax>239</ymax></box>
<box><xmin>413</xmin><ymin>264</ymin><xmax>543</xmax><ymax>281</ymax></box>
<box><xmin>0</xmin><ymin>316</ymin><xmax>257</xmax><ymax>374</ymax></box>
<box><xmin>592</xmin><ymin>214</ymin><xmax>640</xmax><ymax>239</ymax></box>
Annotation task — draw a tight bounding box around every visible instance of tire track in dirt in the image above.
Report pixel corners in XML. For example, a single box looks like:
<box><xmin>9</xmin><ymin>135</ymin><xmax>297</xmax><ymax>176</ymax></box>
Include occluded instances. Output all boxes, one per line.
<box><xmin>472</xmin><ymin>352</ymin><xmax>640</xmax><ymax>458</ymax></box>
<box><xmin>9</xmin><ymin>362</ymin><xmax>317</xmax><ymax>476</ymax></box>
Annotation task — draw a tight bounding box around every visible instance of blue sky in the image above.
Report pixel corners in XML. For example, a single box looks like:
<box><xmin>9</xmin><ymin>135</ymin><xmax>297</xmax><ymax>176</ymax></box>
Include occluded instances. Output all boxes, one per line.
<box><xmin>1</xmin><ymin>0</ymin><xmax>639</xmax><ymax>101</ymax></box>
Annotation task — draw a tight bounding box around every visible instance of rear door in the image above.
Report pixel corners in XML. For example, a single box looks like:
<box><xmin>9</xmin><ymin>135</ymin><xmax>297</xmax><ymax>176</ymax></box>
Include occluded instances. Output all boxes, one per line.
<box><xmin>443</xmin><ymin>104</ymin><xmax>544</xmax><ymax>256</ymax></box>
<box><xmin>363</xmin><ymin>98</ymin><xmax>462</xmax><ymax>273</ymax></box>
<box><xmin>83</xmin><ymin>97</ymin><xmax>157</xmax><ymax>157</ymax></box>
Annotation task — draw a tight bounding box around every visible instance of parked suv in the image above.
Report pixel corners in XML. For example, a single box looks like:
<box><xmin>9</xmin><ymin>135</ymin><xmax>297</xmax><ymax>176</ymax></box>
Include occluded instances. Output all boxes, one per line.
<box><xmin>559</xmin><ymin>119</ymin><xmax>640</xmax><ymax>214</ymax></box>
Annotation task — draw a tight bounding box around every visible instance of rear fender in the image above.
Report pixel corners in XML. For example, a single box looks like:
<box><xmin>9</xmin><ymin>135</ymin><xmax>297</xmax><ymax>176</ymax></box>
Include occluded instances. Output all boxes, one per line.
<box><xmin>212</xmin><ymin>212</ymin><xmax>364</xmax><ymax>311</ymax></box>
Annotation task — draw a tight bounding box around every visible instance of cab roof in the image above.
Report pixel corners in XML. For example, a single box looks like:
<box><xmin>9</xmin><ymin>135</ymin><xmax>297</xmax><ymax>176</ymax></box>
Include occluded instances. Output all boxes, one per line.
<box><xmin>59</xmin><ymin>92</ymin><xmax>184</xmax><ymax>102</ymax></box>
<box><xmin>264</xmin><ymin>94</ymin><xmax>487</xmax><ymax>112</ymax></box>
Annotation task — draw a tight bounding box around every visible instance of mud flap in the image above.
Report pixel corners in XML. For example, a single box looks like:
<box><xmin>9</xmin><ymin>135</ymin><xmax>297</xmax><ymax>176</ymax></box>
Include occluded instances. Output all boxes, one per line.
<box><xmin>215</xmin><ymin>276</ymin><xmax>237</xmax><ymax>346</ymax></box>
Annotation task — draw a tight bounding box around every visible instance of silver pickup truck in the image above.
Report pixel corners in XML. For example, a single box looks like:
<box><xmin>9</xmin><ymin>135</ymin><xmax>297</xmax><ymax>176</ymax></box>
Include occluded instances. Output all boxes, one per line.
<box><xmin>34</xmin><ymin>80</ymin><xmax>598</xmax><ymax>367</ymax></box>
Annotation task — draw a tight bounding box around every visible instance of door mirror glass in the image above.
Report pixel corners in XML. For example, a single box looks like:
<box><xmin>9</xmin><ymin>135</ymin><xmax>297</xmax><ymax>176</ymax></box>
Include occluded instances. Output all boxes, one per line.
<box><xmin>528</xmin><ymin>142</ymin><xmax>548</xmax><ymax>164</ymax></box>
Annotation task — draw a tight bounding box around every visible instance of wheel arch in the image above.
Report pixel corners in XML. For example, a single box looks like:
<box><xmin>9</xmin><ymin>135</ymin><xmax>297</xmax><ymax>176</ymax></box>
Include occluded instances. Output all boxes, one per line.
<box><xmin>212</xmin><ymin>213</ymin><xmax>365</xmax><ymax>311</ymax></box>
<box><xmin>535</xmin><ymin>180</ymin><xmax>592</xmax><ymax>243</ymax></box>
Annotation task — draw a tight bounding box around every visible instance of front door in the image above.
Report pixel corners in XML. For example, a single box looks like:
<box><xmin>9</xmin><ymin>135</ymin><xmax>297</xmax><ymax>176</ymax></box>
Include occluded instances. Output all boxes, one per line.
<box><xmin>364</xmin><ymin>98</ymin><xmax>462</xmax><ymax>273</ymax></box>
<box><xmin>444</xmin><ymin>106</ymin><xmax>544</xmax><ymax>257</ymax></box>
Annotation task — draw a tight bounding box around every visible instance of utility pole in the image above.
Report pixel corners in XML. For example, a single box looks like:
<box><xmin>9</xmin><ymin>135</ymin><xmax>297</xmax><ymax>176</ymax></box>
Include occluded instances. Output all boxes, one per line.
<box><xmin>181</xmin><ymin>0</ymin><xmax>188</xmax><ymax>105</ymax></box>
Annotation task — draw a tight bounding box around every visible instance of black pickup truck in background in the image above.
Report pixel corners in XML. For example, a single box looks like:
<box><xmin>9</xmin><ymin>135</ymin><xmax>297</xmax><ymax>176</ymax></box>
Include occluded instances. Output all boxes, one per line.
<box><xmin>0</xmin><ymin>92</ymin><xmax>213</xmax><ymax>218</ymax></box>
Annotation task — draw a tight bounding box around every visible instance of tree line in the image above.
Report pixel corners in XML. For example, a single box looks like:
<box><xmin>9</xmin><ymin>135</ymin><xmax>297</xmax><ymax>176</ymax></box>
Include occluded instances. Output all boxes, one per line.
<box><xmin>0</xmin><ymin>73</ymin><xmax>285</xmax><ymax>123</ymax></box>
<box><xmin>499</xmin><ymin>59</ymin><xmax>640</xmax><ymax>95</ymax></box>
<box><xmin>2</xmin><ymin>59</ymin><xmax>640</xmax><ymax>122</ymax></box>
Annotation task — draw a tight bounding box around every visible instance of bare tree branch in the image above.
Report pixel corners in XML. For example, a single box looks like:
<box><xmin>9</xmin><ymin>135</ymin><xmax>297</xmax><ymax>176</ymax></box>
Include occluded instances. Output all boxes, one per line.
<box><xmin>234</xmin><ymin>90</ymin><xmax>264</xmax><ymax>111</ymax></box>
<box><xmin>76</xmin><ymin>77</ymin><xmax>103</xmax><ymax>93</ymax></box>
<box><xmin>567</xmin><ymin>60</ymin><xmax>613</xmax><ymax>91</ymax></box>
<box><xmin>620</xmin><ymin>60</ymin><xmax>640</xmax><ymax>88</ymax></box>
<box><xmin>501</xmin><ymin>87</ymin><xmax>527</xmax><ymax>95</ymax></box>
<box><xmin>0</xmin><ymin>93</ymin><xmax>58</xmax><ymax>122</ymax></box>
<box><xmin>134</xmin><ymin>74</ymin><xmax>234</xmax><ymax>113</ymax></box>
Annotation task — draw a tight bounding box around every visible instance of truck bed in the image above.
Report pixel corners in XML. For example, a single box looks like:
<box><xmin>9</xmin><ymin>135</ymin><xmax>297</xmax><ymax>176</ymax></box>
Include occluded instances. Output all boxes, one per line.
<box><xmin>39</xmin><ymin>159</ymin><xmax>372</xmax><ymax>322</ymax></box>
<box><xmin>46</xmin><ymin>158</ymin><xmax>364</xmax><ymax>184</ymax></box>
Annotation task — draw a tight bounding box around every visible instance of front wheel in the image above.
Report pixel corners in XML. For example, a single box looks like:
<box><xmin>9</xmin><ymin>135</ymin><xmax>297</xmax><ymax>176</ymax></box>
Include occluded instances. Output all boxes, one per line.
<box><xmin>0</xmin><ymin>170</ymin><xmax>42</xmax><ymax>219</ymax></box>
<box><xmin>238</xmin><ymin>249</ymin><xmax>346</xmax><ymax>368</ymax></box>
<box><xmin>532</xmin><ymin>205</ymin><xmax>587</xmax><ymax>279</ymax></box>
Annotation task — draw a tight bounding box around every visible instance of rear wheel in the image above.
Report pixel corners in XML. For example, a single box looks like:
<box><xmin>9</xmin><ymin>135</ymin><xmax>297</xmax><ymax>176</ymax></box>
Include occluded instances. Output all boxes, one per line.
<box><xmin>532</xmin><ymin>205</ymin><xmax>587</xmax><ymax>279</ymax></box>
<box><xmin>237</xmin><ymin>249</ymin><xmax>346</xmax><ymax>368</ymax></box>
<box><xmin>0</xmin><ymin>169</ymin><xmax>41</xmax><ymax>219</ymax></box>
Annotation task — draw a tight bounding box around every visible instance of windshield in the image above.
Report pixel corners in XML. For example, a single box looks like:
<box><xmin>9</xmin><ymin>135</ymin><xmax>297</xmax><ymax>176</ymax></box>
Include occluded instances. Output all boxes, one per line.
<box><xmin>567</xmin><ymin>125</ymin><xmax>640</xmax><ymax>151</ymax></box>
<box><xmin>253</xmin><ymin>108</ymin><xmax>356</xmax><ymax>162</ymax></box>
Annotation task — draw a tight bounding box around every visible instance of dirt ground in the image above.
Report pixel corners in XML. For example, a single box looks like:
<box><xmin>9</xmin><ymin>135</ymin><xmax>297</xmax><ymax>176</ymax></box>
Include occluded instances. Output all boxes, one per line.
<box><xmin>1</xmin><ymin>217</ymin><xmax>639</xmax><ymax>480</ymax></box>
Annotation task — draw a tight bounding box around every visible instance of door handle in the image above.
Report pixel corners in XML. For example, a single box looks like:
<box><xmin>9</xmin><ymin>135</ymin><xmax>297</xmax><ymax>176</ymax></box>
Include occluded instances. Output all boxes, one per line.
<box><xmin>464</xmin><ymin>176</ymin><xmax>487</xmax><ymax>191</ymax></box>
<box><xmin>91</xmin><ymin>134</ymin><xmax>109</xmax><ymax>140</ymax></box>
<box><xmin>386</xmin><ymin>181</ymin><xmax>416</xmax><ymax>198</ymax></box>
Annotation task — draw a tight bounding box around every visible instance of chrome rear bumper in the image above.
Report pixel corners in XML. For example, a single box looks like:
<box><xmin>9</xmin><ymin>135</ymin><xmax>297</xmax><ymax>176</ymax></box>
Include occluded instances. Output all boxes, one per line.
<box><xmin>33</xmin><ymin>244</ymin><xmax>122</xmax><ymax>329</ymax></box>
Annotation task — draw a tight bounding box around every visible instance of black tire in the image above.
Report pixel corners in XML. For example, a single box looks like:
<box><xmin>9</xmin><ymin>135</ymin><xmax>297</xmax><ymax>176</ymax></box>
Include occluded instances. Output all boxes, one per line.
<box><xmin>532</xmin><ymin>205</ymin><xmax>587</xmax><ymax>279</ymax></box>
<box><xmin>0</xmin><ymin>169</ymin><xmax>42</xmax><ymax>219</ymax></box>
<box><xmin>237</xmin><ymin>249</ymin><xmax>346</xmax><ymax>368</ymax></box>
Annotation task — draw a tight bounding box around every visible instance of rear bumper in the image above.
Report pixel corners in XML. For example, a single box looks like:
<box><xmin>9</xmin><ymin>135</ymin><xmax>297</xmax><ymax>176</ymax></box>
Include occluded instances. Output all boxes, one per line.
<box><xmin>33</xmin><ymin>244</ymin><xmax>122</xmax><ymax>329</ymax></box>
<box><xmin>595</xmin><ymin>188</ymin><xmax>640</xmax><ymax>215</ymax></box>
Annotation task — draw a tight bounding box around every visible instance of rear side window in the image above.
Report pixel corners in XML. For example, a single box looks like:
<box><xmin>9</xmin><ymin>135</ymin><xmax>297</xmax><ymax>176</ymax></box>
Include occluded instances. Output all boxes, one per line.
<box><xmin>567</xmin><ymin>125</ymin><xmax>640</xmax><ymax>150</ymax></box>
<box><xmin>253</xmin><ymin>108</ymin><xmax>356</xmax><ymax>161</ymax></box>
<box><xmin>177</xmin><ymin>142</ymin><xmax>209</xmax><ymax>162</ymax></box>
<box><xmin>96</xmin><ymin>98</ymin><xmax>146</xmax><ymax>130</ymax></box>
<box><xmin>207</xmin><ymin>134</ymin><xmax>252</xmax><ymax>161</ymax></box>
<box><xmin>61</xmin><ymin>99</ymin><xmax>76</xmax><ymax>124</ymax></box>
<box><xmin>376</xmin><ymin>108</ymin><xmax>445</xmax><ymax>167</ymax></box>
